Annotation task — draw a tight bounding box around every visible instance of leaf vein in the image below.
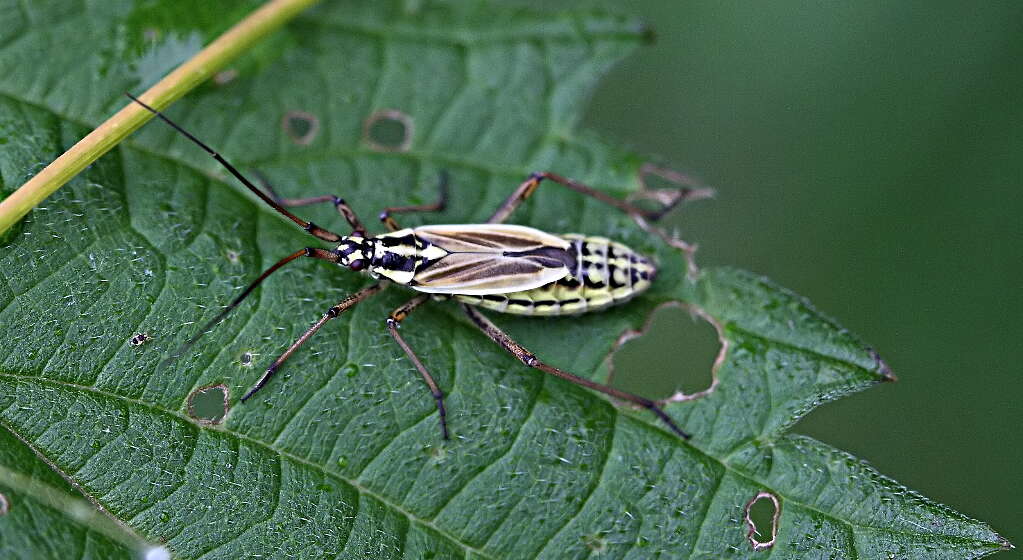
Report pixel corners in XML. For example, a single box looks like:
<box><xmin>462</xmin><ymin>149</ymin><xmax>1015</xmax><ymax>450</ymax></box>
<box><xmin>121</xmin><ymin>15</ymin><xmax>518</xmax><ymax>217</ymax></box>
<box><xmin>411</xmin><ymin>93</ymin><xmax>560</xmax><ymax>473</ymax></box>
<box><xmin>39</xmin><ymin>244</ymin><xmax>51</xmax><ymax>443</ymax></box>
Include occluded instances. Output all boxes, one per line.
<box><xmin>0</xmin><ymin>372</ymin><xmax>494</xmax><ymax>559</ymax></box>
<box><xmin>429</xmin><ymin>365</ymin><xmax>543</xmax><ymax>520</ymax></box>
<box><xmin>535</xmin><ymin>409</ymin><xmax>617</xmax><ymax>555</ymax></box>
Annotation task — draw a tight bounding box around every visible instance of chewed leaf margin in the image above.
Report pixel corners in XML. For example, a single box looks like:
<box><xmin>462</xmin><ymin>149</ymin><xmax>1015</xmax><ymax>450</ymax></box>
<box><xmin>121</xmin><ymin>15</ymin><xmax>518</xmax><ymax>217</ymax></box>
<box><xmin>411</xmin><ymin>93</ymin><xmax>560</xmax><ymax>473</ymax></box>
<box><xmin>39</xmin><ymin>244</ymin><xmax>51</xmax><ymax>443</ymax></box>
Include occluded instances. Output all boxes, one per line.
<box><xmin>0</xmin><ymin>0</ymin><xmax>1011</xmax><ymax>558</ymax></box>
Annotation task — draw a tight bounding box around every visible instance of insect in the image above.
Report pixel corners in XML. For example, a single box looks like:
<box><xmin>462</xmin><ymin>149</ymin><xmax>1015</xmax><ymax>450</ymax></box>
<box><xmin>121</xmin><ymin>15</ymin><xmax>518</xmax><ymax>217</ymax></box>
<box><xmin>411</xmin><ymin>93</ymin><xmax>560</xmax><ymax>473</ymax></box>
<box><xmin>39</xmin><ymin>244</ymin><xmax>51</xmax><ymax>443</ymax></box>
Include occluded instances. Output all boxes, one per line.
<box><xmin>129</xmin><ymin>332</ymin><xmax>152</xmax><ymax>346</ymax></box>
<box><xmin>128</xmin><ymin>93</ymin><xmax>692</xmax><ymax>440</ymax></box>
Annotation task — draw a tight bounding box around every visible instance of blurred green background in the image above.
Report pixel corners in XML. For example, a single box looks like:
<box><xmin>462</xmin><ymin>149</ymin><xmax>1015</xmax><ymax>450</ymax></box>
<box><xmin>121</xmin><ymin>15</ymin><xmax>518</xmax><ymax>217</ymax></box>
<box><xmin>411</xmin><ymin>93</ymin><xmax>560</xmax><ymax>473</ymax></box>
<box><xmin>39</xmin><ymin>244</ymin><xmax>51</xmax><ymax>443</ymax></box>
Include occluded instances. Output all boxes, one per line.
<box><xmin>579</xmin><ymin>1</ymin><xmax>1021</xmax><ymax>552</ymax></box>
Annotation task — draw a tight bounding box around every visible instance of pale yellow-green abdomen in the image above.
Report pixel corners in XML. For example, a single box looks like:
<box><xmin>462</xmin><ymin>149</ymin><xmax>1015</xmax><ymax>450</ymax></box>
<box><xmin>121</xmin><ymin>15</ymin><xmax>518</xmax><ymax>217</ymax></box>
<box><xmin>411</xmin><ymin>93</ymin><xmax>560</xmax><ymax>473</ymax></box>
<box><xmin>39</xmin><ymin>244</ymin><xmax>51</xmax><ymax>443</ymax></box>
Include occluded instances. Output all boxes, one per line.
<box><xmin>455</xmin><ymin>234</ymin><xmax>655</xmax><ymax>316</ymax></box>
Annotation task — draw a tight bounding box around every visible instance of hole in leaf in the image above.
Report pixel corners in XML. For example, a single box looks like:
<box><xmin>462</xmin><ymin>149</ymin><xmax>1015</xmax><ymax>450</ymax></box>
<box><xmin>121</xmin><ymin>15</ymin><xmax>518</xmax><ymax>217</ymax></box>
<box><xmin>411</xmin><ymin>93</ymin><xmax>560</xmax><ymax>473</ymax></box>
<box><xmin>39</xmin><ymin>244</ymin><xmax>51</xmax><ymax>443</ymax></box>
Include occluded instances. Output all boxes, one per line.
<box><xmin>0</xmin><ymin>492</ymin><xmax>8</xmax><ymax>516</ymax></box>
<box><xmin>281</xmin><ymin>110</ymin><xmax>320</xmax><ymax>146</ymax></box>
<box><xmin>610</xmin><ymin>303</ymin><xmax>722</xmax><ymax>400</ymax></box>
<box><xmin>363</xmin><ymin>109</ymin><xmax>413</xmax><ymax>152</ymax></box>
<box><xmin>748</xmin><ymin>497</ymin><xmax>775</xmax><ymax>536</ymax></box>
<box><xmin>367</xmin><ymin>117</ymin><xmax>406</xmax><ymax>147</ymax></box>
<box><xmin>745</xmin><ymin>491</ymin><xmax>781</xmax><ymax>551</ymax></box>
<box><xmin>187</xmin><ymin>384</ymin><xmax>229</xmax><ymax>425</ymax></box>
<box><xmin>129</xmin><ymin>332</ymin><xmax>152</xmax><ymax>347</ymax></box>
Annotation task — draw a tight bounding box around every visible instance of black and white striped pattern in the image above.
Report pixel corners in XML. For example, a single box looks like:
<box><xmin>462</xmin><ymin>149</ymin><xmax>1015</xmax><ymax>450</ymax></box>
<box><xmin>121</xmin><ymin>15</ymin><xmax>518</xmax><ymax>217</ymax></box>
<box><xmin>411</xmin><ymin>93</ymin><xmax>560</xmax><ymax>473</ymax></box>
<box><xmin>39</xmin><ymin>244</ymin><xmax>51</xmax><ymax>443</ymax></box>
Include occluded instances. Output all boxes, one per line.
<box><xmin>453</xmin><ymin>234</ymin><xmax>656</xmax><ymax>316</ymax></box>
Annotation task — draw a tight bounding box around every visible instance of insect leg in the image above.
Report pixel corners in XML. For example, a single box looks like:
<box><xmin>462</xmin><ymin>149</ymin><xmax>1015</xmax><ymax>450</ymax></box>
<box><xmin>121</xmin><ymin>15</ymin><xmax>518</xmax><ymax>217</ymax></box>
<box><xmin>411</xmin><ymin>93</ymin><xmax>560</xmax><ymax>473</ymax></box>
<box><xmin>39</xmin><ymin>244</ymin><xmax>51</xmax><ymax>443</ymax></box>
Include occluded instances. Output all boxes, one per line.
<box><xmin>249</xmin><ymin>170</ymin><xmax>368</xmax><ymax>233</ymax></box>
<box><xmin>385</xmin><ymin>295</ymin><xmax>449</xmax><ymax>439</ymax></box>
<box><xmin>487</xmin><ymin>171</ymin><xmax>695</xmax><ymax>225</ymax></box>
<box><xmin>167</xmin><ymin>248</ymin><xmax>342</xmax><ymax>361</ymax></box>
<box><xmin>379</xmin><ymin>171</ymin><xmax>449</xmax><ymax>232</ymax></box>
<box><xmin>127</xmin><ymin>93</ymin><xmax>351</xmax><ymax>240</ymax></box>
<box><xmin>241</xmin><ymin>283</ymin><xmax>383</xmax><ymax>402</ymax></box>
<box><xmin>461</xmin><ymin>303</ymin><xmax>690</xmax><ymax>440</ymax></box>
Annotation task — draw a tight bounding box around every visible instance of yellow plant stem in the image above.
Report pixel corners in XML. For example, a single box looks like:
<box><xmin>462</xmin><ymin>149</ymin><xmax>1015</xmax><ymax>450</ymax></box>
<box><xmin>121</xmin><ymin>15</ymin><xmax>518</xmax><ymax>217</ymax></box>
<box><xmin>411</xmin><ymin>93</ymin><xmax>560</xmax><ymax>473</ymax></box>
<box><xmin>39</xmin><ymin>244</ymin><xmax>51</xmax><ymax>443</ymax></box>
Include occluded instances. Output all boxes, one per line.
<box><xmin>0</xmin><ymin>0</ymin><xmax>320</xmax><ymax>235</ymax></box>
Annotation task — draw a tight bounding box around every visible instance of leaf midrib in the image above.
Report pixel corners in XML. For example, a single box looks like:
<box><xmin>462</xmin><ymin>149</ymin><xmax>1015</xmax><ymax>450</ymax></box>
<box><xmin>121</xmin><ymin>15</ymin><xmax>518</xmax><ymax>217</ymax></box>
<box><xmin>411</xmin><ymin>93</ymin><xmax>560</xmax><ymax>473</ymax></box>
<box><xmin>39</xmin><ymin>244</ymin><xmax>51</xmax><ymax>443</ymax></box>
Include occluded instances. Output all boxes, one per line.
<box><xmin>0</xmin><ymin>84</ymin><xmax>967</xmax><ymax>552</ymax></box>
<box><xmin>0</xmin><ymin>371</ymin><xmax>492</xmax><ymax>559</ymax></box>
<box><xmin>2</xmin><ymin>370</ymin><xmax>999</xmax><ymax>559</ymax></box>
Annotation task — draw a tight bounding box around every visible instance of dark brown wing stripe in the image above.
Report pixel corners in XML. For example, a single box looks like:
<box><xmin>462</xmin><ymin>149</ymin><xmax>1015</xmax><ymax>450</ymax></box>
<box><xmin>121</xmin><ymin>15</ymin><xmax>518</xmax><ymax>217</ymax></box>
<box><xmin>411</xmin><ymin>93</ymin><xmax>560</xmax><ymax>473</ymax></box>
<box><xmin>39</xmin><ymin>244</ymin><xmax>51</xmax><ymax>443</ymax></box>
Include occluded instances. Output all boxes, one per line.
<box><xmin>416</xmin><ymin>255</ymin><xmax>545</xmax><ymax>284</ymax></box>
<box><xmin>502</xmin><ymin>246</ymin><xmax>577</xmax><ymax>270</ymax></box>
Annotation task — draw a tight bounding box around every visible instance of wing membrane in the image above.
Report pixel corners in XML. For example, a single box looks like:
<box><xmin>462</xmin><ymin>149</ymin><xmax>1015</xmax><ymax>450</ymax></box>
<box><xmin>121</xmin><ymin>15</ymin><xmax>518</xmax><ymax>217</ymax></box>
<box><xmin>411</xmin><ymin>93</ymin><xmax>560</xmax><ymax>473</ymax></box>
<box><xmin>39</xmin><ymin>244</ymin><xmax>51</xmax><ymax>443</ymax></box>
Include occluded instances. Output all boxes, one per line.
<box><xmin>413</xmin><ymin>224</ymin><xmax>570</xmax><ymax>252</ymax></box>
<box><xmin>411</xmin><ymin>225</ymin><xmax>574</xmax><ymax>295</ymax></box>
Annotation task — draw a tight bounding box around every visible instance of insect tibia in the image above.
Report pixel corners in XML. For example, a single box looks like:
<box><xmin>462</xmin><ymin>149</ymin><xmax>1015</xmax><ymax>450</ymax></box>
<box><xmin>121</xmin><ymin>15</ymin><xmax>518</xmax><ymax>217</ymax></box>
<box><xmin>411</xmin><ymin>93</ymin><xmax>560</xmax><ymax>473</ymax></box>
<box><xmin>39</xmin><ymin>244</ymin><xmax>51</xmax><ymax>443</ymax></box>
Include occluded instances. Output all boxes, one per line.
<box><xmin>520</xmin><ymin>353</ymin><xmax>540</xmax><ymax>367</ymax></box>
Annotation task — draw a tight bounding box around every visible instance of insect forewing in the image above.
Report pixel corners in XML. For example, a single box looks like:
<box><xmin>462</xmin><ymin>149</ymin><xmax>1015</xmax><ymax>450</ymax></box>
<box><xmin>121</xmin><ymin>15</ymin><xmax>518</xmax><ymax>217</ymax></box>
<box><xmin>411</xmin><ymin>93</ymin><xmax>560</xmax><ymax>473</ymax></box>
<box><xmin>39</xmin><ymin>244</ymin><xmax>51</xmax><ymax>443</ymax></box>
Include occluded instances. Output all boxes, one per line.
<box><xmin>411</xmin><ymin>224</ymin><xmax>575</xmax><ymax>295</ymax></box>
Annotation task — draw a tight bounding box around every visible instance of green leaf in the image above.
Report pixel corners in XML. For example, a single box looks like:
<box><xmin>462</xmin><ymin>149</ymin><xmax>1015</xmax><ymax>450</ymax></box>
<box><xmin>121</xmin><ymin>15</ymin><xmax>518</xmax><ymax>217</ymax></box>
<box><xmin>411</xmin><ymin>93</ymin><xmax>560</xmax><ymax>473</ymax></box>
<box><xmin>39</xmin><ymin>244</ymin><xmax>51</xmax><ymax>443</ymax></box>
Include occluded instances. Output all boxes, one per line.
<box><xmin>0</xmin><ymin>428</ymin><xmax>145</xmax><ymax>558</ymax></box>
<box><xmin>0</xmin><ymin>1</ymin><xmax>1010</xmax><ymax>558</ymax></box>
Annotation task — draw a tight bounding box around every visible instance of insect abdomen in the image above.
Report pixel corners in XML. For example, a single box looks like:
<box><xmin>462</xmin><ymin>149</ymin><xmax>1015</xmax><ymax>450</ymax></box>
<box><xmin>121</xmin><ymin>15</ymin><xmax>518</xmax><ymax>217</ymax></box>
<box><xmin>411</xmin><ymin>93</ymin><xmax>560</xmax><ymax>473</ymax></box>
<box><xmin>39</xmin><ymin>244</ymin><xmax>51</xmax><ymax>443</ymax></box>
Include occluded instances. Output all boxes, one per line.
<box><xmin>455</xmin><ymin>234</ymin><xmax>655</xmax><ymax>316</ymax></box>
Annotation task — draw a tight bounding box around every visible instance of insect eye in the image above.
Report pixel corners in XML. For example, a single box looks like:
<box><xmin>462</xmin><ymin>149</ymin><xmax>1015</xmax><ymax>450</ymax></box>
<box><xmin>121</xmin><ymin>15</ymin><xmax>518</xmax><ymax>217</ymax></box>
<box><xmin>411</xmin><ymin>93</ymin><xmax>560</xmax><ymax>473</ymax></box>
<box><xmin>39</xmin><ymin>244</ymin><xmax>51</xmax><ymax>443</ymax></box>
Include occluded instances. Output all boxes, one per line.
<box><xmin>349</xmin><ymin>259</ymin><xmax>366</xmax><ymax>271</ymax></box>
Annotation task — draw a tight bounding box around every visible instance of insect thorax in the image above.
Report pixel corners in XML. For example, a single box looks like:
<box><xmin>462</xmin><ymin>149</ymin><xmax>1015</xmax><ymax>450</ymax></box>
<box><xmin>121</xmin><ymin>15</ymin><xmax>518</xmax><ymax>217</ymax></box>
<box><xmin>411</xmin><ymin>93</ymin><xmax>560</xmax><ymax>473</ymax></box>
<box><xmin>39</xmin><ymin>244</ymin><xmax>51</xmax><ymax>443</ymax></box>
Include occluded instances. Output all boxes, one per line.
<box><xmin>359</xmin><ymin>229</ymin><xmax>446</xmax><ymax>285</ymax></box>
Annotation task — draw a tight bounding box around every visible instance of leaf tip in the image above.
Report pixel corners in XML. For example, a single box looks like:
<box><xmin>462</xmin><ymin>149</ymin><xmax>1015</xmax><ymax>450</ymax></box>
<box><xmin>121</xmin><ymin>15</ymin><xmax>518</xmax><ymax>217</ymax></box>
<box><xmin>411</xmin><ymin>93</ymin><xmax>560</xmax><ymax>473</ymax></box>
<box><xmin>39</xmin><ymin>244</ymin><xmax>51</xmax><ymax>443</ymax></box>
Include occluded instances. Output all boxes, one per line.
<box><xmin>638</xmin><ymin>21</ymin><xmax>657</xmax><ymax>45</ymax></box>
<box><xmin>868</xmin><ymin>348</ymin><xmax>897</xmax><ymax>382</ymax></box>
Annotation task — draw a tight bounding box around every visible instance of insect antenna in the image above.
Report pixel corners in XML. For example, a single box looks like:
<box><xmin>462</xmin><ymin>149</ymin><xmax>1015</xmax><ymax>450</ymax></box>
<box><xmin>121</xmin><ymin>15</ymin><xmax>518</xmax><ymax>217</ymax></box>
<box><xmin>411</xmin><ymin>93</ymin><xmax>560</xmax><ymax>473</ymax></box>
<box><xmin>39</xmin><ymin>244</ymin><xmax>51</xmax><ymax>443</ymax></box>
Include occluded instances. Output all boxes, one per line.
<box><xmin>125</xmin><ymin>93</ymin><xmax>344</xmax><ymax>241</ymax></box>
<box><xmin>163</xmin><ymin>248</ymin><xmax>340</xmax><ymax>362</ymax></box>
